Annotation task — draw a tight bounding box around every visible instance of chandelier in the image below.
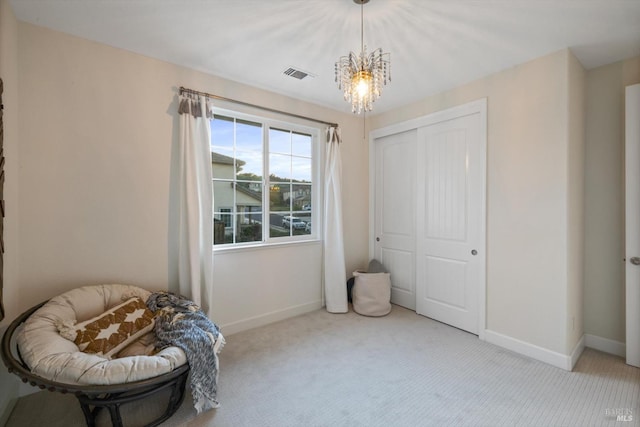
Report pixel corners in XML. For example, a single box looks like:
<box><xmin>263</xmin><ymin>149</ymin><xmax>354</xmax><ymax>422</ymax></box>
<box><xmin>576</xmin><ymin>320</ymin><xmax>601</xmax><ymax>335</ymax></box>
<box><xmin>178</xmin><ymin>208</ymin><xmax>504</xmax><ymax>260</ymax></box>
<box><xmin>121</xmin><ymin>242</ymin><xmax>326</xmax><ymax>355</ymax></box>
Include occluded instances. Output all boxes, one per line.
<box><xmin>335</xmin><ymin>0</ymin><xmax>390</xmax><ymax>114</ymax></box>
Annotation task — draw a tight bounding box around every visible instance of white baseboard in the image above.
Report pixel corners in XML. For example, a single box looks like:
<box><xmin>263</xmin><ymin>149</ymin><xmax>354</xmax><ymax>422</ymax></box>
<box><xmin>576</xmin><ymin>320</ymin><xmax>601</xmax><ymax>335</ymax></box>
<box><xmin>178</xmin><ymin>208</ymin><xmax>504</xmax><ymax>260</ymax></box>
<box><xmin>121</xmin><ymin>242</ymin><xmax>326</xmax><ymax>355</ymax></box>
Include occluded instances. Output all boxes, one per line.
<box><xmin>584</xmin><ymin>334</ymin><xmax>626</xmax><ymax>357</ymax></box>
<box><xmin>484</xmin><ymin>329</ymin><xmax>575</xmax><ymax>371</ymax></box>
<box><xmin>220</xmin><ymin>300</ymin><xmax>322</xmax><ymax>336</ymax></box>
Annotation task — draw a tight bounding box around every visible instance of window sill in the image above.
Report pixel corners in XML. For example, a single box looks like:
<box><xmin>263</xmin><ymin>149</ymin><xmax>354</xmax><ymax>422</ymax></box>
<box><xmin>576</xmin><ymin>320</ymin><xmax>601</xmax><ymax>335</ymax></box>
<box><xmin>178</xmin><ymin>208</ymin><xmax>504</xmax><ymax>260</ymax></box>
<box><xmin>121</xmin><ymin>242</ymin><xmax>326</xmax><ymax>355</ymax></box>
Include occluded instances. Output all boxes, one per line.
<box><xmin>213</xmin><ymin>238</ymin><xmax>321</xmax><ymax>255</ymax></box>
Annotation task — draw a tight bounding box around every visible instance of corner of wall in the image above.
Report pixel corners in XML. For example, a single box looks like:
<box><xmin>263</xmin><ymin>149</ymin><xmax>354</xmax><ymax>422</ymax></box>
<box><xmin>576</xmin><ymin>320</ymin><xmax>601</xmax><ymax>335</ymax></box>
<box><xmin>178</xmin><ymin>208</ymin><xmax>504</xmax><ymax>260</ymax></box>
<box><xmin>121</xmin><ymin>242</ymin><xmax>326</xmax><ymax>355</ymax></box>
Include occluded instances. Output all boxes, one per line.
<box><xmin>565</xmin><ymin>49</ymin><xmax>587</xmax><ymax>355</ymax></box>
<box><xmin>484</xmin><ymin>329</ymin><xmax>578</xmax><ymax>371</ymax></box>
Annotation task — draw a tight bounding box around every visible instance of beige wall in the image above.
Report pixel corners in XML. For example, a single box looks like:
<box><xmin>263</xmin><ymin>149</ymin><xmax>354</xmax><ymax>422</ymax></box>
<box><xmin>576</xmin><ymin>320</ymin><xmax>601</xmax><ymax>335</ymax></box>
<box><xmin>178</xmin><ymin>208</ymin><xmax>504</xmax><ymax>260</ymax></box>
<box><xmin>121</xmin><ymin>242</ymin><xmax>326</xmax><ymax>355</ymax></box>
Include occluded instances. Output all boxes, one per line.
<box><xmin>2</xmin><ymin>5</ymin><xmax>635</xmax><ymax>411</ymax></box>
<box><xmin>370</xmin><ymin>49</ymin><xmax>583</xmax><ymax>356</ymax></box>
<box><xmin>584</xmin><ymin>56</ymin><xmax>640</xmax><ymax>344</ymax></box>
<box><xmin>7</xmin><ymin>22</ymin><xmax>369</xmax><ymax>336</ymax></box>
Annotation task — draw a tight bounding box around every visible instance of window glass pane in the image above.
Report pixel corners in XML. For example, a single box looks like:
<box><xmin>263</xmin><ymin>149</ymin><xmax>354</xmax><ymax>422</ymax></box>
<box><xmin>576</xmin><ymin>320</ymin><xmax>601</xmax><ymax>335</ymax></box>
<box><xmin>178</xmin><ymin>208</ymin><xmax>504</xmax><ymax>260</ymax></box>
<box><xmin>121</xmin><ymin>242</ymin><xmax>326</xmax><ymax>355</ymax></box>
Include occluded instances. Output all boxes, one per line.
<box><xmin>215</xmin><ymin>208</ymin><xmax>233</xmax><ymax>227</ymax></box>
<box><xmin>236</xmin><ymin>214</ymin><xmax>262</xmax><ymax>243</ymax></box>
<box><xmin>269</xmin><ymin>128</ymin><xmax>291</xmax><ymax>154</ymax></box>
<box><xmin>213</xmin><ymin>181</ymin><xmax>234</xmax><ymax>214</ymax></box>
<box><xmin>291</xmin><ymin>183</ymin><xmax>312</xmax><ymax>212</ymax></box>
<box><xmin>235</xmin><ymin>184</ymin><xmax>262</xmax><ymax>215</ymax></box>
<box><xmin>213</xmin><ymin>209</ymin><xmax>232</xmax><ymax>245</ymax></box>
<box><xmin>235</xmin><ymin>150</ymin><xmax>262</xmax><ymax>181</ymax></box>
<box><xmin>272</xmin><ymin>214</ymin><xmax>306</xmax><ymax>237</ymax></box>
<box><xmin>269</xmin><ymin>153</ymin><xmax>291</xmax><ymax>181</ymax></box>
<box><xmin>279</xmin><ymin>215</ymin><xmax>307</xmax><ymax>236</ymax></box>
<box><xmin>292</xmin><ymin>132</ymin><xmax>312</xmax><ymax>157</ymax></box>
<box><xmin>269</xmin><ymin>183</ymin><xmax>289</xmax><ymax>212</ymax></box>
<box><xmin>295</xmin><ymin>182</ymin><xmax>312</xmax><ymax>235</ymax></box>
<box><xmin>211</xmin><ymin>151</ymin><xmax>236</xmax><ymax>180</ymax></box>
<box><xmin>211</xmin><ymin>115</ymin><xmax>234</xmax><ymax>152</ymax></box>
<box><xmin>291</xmin><ymin>157</ymin><xmax>312</xmax><ymax>183</ymax></box>
<box><xmin>236</xmin><ymin>119</ymin><xmax>262</xmax><ymax>152</ymax></box>
<box><xmin>270</xmin><ymin>213</ymin><xmax>290</xmax><ymax>238</ymax></box>
<box><xmin>300</xmin><ymin>216</ymin><xmax>312</xmax><ymax>235</ymax></box>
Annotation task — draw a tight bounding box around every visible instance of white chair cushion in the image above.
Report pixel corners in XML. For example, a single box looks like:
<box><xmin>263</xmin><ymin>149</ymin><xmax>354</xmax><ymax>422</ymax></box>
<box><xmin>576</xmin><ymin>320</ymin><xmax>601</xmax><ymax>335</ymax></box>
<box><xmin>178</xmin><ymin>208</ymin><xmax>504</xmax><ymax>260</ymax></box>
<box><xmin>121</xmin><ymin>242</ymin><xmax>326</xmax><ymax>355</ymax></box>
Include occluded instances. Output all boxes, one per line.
<box><xmin>16</xmin><ymin>284</ymin><xmax>187</xmax><ymax>385</ymax></box>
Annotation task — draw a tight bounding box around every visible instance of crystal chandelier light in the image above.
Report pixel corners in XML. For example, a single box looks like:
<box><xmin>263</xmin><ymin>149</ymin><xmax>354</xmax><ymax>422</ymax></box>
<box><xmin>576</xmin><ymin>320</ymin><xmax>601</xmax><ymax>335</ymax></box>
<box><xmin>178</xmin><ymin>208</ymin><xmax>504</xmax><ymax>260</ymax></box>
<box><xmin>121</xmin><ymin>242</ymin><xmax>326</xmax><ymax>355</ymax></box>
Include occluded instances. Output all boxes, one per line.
<box><xmin>335</xmin><ymin>0</ymin><xmax>390</xmax><ymax>114</ymax></box>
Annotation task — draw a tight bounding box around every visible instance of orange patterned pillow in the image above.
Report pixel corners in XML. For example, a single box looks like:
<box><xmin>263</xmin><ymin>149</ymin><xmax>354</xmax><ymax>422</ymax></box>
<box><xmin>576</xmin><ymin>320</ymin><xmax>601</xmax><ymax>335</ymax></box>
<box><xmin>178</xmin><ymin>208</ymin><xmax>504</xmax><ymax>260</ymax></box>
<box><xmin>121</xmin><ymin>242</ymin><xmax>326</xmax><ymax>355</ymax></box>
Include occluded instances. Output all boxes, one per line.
<box><xmin>58</xmin><ymin>297</ymin><xmax>155</xmax><ymax>358</ymax></box>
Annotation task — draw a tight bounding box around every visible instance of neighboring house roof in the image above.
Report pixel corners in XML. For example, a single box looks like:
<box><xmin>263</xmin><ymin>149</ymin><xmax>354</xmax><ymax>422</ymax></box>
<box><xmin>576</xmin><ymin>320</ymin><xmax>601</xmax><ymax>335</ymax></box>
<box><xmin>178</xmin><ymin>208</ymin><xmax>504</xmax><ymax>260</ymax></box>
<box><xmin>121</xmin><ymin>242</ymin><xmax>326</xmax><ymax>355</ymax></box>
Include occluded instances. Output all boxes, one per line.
<box><xmin>236</xmin><ymin>183</ymin><xmax>262</xmax><ymax>202</ymax></box>
<box><xmin>212</xmin><ymin>152</ymin><xmax>258</xmax><ymax>201</ymax></box>
<box><xmin>211</xmin><ymin>152</ymin><xmax>245</xmax><ymax>167</ymax></box>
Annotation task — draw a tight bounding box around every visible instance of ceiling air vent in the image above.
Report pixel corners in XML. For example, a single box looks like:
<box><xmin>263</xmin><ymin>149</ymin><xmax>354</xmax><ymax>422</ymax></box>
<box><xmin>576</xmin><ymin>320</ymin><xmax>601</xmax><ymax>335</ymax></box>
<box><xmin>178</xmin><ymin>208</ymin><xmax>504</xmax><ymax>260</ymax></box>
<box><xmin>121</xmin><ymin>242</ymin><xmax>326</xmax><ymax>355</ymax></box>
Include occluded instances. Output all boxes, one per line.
<box><xmin>283</xmin><ymin>67</ymin><xmax>315</xmax><ymax>80</ymax></box>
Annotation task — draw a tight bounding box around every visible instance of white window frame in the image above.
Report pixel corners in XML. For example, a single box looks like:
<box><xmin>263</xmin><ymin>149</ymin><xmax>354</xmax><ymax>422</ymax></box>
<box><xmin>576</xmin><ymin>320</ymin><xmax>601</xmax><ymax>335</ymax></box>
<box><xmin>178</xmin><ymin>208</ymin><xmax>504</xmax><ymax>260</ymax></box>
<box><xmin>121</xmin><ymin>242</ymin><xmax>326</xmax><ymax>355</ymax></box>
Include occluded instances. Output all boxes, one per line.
<box><xmin>211</xmin><ymin>108</ymin><xmax>322</xmax><ymax>250</ymax></box>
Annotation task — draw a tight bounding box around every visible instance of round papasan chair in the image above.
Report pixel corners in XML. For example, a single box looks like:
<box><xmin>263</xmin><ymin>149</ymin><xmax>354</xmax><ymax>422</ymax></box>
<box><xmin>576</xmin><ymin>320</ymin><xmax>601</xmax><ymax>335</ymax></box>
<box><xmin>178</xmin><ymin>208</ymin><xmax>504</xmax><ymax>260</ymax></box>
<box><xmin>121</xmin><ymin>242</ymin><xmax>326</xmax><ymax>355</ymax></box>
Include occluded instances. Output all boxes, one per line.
<box><xmin>1</xmin><ymin>284</ymin><xmax>197</xmax><ymax>427</ymax></box>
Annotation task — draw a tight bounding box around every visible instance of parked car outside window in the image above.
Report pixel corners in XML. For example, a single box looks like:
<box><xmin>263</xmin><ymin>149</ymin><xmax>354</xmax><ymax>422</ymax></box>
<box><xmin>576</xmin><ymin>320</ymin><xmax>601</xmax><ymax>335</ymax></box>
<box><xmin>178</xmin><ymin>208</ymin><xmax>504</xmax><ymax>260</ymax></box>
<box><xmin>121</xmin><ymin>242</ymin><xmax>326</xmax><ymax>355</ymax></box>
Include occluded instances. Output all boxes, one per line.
<box><xmin>282</xmin><ymin>216</ymin><xmax>306</xmax><ymax>229</ymax></box>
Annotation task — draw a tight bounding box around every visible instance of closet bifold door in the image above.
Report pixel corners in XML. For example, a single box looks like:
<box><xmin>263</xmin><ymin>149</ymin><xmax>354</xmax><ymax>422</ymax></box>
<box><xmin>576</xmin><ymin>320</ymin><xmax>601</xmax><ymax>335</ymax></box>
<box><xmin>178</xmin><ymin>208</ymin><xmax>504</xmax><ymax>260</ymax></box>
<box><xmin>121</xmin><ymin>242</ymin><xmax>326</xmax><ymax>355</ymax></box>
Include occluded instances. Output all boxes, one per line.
<box><xmin>371</xmin><ymin>99</ymin><xmax>487</xmax><ymax>336</ymax></box>
<box><xmin>415</xmin><ymin>113</ymin><xmax>484</xmax><ymax>336</ymax></box>
<box><xmin>373</xmin><ymin>129</ymin><xmax>418</xmax><ymax>310</ymax></box>
<box><xmin>625</xmin><ymin>83</ymin><xmax>640</xmax><ymax>368</ymax></box>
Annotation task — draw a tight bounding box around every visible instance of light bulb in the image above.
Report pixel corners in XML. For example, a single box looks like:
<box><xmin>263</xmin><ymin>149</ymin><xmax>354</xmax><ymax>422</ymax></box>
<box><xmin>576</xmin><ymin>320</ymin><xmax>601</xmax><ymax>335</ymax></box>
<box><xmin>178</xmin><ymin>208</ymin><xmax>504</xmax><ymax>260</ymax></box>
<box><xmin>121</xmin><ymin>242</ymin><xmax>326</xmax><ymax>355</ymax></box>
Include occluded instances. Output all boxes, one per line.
<box><xmin>354</xmin><ymin>71</ymin><xmax>372</xmax><ymax>99</ymax></box>
<box><xmin>357</xmin><ymin>78</ymin><xmax>369</xmax><ymax>97</ymax></box>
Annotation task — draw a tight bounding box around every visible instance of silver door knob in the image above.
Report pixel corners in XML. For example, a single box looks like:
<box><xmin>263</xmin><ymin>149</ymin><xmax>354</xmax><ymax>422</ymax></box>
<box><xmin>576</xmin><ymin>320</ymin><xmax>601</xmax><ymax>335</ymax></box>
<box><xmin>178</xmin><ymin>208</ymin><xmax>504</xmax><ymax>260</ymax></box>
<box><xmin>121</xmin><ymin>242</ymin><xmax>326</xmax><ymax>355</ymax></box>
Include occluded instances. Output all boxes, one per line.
<box><xmin>631</xmin><ymin>257</ymin><xmax>640</xmax><ymax>265</ymax></box>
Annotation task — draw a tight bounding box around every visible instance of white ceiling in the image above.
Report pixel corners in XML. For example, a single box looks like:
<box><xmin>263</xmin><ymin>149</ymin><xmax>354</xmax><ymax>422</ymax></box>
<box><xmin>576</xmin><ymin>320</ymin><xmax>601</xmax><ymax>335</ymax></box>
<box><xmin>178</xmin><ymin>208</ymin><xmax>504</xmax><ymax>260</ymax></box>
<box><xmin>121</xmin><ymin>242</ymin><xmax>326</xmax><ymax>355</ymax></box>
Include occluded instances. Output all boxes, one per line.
<box><xmin>10</xmin><ymin>0</ymin><xmax>640</xmax><ymax>115</ymax></box>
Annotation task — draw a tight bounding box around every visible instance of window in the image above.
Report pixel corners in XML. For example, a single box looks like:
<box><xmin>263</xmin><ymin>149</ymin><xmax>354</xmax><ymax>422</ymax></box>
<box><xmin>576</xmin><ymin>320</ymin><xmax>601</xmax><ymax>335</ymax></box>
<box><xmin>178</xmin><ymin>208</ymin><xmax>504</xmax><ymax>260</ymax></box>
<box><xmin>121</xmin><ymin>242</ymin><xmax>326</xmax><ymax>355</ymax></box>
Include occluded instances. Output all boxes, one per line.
<box><xmin>211</xmin><ymin>111</ymin><xmax>318</xmax><ymax>246</ymax></box>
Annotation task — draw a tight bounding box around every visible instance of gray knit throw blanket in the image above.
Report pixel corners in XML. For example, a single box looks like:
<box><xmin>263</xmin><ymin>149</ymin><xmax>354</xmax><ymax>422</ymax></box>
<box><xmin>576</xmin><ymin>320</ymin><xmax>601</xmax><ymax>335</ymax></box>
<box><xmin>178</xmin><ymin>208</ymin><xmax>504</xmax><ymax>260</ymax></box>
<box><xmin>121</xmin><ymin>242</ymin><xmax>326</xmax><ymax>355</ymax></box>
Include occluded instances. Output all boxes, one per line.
<box><xmin>147</xmin><ymin>291</ymin><xmax>224</xmax><ymax>413</ymax></box>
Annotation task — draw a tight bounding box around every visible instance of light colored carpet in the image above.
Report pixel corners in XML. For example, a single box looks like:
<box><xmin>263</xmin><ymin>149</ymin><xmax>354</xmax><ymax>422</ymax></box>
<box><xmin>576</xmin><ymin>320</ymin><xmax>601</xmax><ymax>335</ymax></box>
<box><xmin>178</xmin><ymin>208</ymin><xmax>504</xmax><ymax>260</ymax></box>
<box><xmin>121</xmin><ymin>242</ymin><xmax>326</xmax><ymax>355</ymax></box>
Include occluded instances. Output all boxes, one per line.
<box><xmin>5</xmin><ymin>305</ymin><xmax>640</xmax><ymax>427</ymax></box>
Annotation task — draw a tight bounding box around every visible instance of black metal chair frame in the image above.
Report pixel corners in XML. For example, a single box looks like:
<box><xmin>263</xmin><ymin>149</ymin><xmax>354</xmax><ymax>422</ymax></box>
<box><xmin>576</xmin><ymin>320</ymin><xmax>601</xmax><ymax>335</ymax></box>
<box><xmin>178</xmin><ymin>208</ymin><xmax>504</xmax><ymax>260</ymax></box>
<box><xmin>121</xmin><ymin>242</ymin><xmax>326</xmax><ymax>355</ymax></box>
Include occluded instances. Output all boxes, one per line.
<box><xmin>1</xmin><ymin>301</ymin><xmax>190</xmax><ymax>427</ymax></box>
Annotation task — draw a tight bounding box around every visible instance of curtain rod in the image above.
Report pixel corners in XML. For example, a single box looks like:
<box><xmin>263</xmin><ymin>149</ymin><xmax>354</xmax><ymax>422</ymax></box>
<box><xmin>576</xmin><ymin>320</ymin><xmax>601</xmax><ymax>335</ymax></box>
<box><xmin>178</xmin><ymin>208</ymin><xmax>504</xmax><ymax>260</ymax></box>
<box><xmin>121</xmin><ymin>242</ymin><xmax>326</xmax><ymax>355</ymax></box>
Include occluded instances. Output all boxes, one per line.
<box><xmin>179</xmin><ymin>86</ymin><xmax>338</xmax><ymax>128</ymax></box>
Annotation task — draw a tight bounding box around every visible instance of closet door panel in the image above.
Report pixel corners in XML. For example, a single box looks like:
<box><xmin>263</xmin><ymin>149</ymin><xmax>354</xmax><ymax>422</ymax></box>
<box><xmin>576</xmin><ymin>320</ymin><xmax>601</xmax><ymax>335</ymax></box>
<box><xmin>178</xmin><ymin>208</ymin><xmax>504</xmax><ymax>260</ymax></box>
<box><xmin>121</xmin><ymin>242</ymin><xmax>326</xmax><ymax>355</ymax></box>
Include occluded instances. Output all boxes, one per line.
<box><xmin>373</xmin><ymin>130</ymin><xmax>417</xmax><ymax>310</ymax></box>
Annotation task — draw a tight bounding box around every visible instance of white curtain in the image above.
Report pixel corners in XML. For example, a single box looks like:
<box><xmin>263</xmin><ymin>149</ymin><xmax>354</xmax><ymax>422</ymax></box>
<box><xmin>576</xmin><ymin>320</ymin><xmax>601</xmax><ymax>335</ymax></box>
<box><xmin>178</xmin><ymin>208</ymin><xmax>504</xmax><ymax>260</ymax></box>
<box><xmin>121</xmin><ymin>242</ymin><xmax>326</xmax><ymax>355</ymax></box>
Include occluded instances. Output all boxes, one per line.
<box><xmin>323</xmin><ymin>127</ymin><xmax>348</xmax><ymax>313</ymax></box>
<box><xmin>178</xmin><ymin>94</ymin><xmax>214</xmax><ymax>315</ymax></box>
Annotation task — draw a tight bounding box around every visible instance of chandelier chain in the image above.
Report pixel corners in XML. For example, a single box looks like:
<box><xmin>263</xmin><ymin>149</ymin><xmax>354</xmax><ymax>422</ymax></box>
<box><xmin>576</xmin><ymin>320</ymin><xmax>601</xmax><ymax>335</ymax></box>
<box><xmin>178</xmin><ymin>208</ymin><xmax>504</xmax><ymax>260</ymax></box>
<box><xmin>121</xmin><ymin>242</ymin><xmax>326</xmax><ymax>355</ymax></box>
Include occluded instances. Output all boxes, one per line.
<box><xmin>360</xmin><ymin>2</ymin><xmax>364</xmax><ymax>53</ymax></box>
